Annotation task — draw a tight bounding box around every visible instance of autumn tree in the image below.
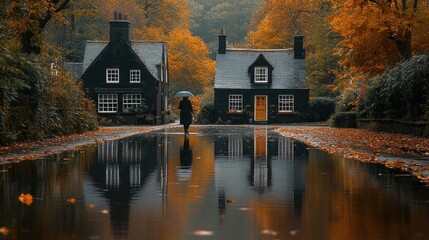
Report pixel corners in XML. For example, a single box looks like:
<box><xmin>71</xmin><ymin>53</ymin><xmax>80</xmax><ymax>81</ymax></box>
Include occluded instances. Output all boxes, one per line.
<box><xmin>246</xmin><ymin>0</ymin><xmax>315</xmax><ymax>49</ymax></box>
<box><xmin>329</xmin><ymin>0</ymin><xmax>429</xmax><ymax>75</ymax></box>
<box><xmin>5</xmin><ymin>0</ymin><xmax>72</xmax><ymax>54</ymax></box>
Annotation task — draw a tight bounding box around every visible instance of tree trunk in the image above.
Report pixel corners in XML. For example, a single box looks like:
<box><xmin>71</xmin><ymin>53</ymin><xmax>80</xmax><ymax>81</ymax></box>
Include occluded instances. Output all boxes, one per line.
<box><xmin>21</xmin><ymin>30</ymin><xmax>41</xmax><ymax>54</ymax></box>
<box><xmin>394</xmin><ymin>30</ymin><xmax>412</xmax><ymax>60</ymax></box>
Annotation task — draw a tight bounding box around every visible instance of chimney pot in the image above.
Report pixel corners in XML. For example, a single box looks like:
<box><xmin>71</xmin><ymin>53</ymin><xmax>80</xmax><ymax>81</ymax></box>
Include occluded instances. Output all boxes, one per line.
<box><xmin>118</xmin><ymin>12</ymin><xmax>123</xmax><ymax>20</ymax></box>
<box><xmin>114</xmin><ymin>11</ymin><xmax>118</xmax><ymax>20</ymax></box>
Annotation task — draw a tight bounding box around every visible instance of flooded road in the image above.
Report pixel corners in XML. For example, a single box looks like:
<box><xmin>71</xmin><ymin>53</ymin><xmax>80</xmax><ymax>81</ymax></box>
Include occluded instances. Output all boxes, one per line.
<box><xmin>1</xmin><ymin>126</ymin><xmax>429</xmax><ymax>240</ymax></box>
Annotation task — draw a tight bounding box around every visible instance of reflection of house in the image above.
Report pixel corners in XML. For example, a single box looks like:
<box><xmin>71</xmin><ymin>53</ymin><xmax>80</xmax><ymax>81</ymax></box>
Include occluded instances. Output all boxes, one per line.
<box><xmin>214</xmin><ymin>30</ymin><xmax>309</xmax><ymax>123</ymax></box>
<box><xmin>88</xmin><ymin>136</ymin><xmax>164</xmax><ymax>238</ymax></box>
<box><xmin>81</xmin><ymin>12</ymin><xmax>168</xmax><ymax>124</ymax></box>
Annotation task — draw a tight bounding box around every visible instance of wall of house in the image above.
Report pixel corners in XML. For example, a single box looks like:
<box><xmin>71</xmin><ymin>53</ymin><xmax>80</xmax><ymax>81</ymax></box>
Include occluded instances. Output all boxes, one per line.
<box><xmin>82</xmin><ymin>41</ymin><xmax>159</xmax><ymax>124</ymax></box>
<box><xmin>214</xmin><ymin>89</ymin><xmax>309</xmax><ymax>124</ymax></box>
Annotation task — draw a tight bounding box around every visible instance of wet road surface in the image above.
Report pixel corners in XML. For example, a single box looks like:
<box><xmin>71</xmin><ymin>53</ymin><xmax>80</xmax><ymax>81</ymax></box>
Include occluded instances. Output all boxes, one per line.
<box><xmin>1</xmin><ymin>126</ymin><xmax>429</xmax><ymax>240</ymax></box>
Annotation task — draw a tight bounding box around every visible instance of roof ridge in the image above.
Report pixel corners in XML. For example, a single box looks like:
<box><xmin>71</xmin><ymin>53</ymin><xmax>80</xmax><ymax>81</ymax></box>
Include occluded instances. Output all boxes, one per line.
<box><xmin>226</xmin><ymin>48</ymin><xmax>293</xmax><ymax>52</ymax></box>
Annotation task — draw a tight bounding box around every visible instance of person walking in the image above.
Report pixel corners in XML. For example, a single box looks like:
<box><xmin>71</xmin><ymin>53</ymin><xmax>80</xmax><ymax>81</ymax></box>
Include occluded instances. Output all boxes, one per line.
<box><xmin>179</xmin><ymin>96</ymin><xmax>193</xmax><ymax>135</ymax></box>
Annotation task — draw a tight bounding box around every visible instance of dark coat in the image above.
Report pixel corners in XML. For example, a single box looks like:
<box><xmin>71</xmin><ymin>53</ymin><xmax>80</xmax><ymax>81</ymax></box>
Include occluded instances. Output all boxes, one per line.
<box><xmin>179</xmin><ymin>98</ymin><xmax>193</xmax><ymax>125</ymax></box>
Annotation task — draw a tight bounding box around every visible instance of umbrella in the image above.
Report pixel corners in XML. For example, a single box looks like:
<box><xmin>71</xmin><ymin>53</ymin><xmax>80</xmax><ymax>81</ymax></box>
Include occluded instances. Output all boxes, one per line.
<box><xmin>174</xmin><ymin>91</ymin><xmax>194</xmax><ymax>98</ymax></box>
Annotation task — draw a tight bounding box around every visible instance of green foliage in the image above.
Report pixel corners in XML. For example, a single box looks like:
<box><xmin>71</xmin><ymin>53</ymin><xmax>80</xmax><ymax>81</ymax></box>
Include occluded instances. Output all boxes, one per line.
<box><xmin>195</xmin><ymin>102</ymin><xmax>215</xmax><ymax>124</ymax></box>
<box><xmin>189</xmin><ymin>0</ymin><xmax>261</xmax><ymax>56</ymax></box>
<box><xmin>361</xmin><ymin>55</ymin><xmax>429</xmax><ymax>122</ymax></box>
<box><xmin>329</xmin><ymin>111</ymin><xmax>357</xmax><ymax>128</ymax></box>
<box><xmin>308</xmin><ymin>98</ymin><xmax>336</xmax><ymax>122</ymax></box>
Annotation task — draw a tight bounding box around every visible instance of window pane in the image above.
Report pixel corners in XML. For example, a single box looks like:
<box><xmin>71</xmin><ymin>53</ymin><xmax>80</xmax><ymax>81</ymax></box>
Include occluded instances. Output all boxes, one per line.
<box><xmin>229</xmin><ymin>94</ymin><xmax>243</xmax><ymax>112</ymax></box>
<box><xmin>123</xmin><ymin>94</ymin><xmax>142</xmax><ymax>112</ymax></box>
<box><xmin>106</xmin><ymin>68</ymin><xmax>119</xmax><ymax>83</ymax></box>
<box><xmin>254</xmin><ymin>67</ymin><xmax>268</xmax><ymax>83</ymax></box>
<box><xmin>130</xmin><ymin>70</ymin><xmax>141</xmax><ymax>83</ymax></box>
<box><xmin>98</xmin><ymin>94</ymin><xmax>118</xmax><ymax>113</ymax></box>
<box><xmin>278</xmin><ymin>95</ymin><xmax>294</xmax><ymax>112</ymax></box>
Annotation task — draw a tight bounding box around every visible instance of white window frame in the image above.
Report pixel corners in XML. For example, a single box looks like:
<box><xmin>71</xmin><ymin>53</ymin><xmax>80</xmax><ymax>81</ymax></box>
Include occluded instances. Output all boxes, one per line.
<box><xmin>254</xmin><ymin>66</ymin><xmax>268</xmax><ymax>83</ymax></box>
<box><xmin>123</xmin><ymin>94</ymin><xmax>142</xmax><ymax>112</ymax></box>
<box><xmin>129</xmin><ymin>69</ymin><xmax>141</xmax><ymax>83</ymax></box>
<box><xmin>278</xmin><ymin>95</ymin><xmax>294</xmax><ymax>113</ymax></box>
<box><xmin>106</xmin><ymin>68</ymin><xmax>119</xmax><ymax>83</ymax></box>
<box><xmin>98</xmin><ymin>94</ymin><xmax>118</xmax><ymax>113</ymax></box>
<box><xmin>229</xmin><ymin>94</ymin><xmax>243</xmax><ymax>112</ymax></box>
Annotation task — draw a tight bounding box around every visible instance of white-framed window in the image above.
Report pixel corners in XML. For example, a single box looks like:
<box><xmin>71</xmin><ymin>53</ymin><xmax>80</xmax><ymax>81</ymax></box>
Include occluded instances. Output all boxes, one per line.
<box><xmin>106</xmin><ymin>68</ymin><xmax>119</xmax><ymax>83</ymax></box>
<box><xmin>130</xmin><ymin>70</ymin><xmax>141</xmax><ymax>83</ymax></box>
<box><xmin>278</xmin><ymin>95</ymin><xmax>294</xmax><ymax>112</ymax></box>
<box><xmin>254</xmin><ymin>66</ymin><xmax>268</xmax><ymax>83</ymax></box>
<box><xmin>98</xmin><ymin>94</ymin><xmax>118</xmax><ymax>113</ymax></box>
<box><xmin>229</xmin><ymin>94</ymin><xmax>243</xmax><ymax>112</ymax></box>
<box><xmin>123</xmin><ymin>94</ymin><xmax>142</xmax><ymax>111</ymax></box>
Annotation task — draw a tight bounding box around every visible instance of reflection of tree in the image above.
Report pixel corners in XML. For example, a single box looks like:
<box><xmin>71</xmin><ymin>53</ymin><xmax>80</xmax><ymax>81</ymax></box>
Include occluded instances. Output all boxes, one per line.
<box><xmin>87</xmin><ymin>136</ymin><xmax>161</xmax><ymax>238</ymax></box>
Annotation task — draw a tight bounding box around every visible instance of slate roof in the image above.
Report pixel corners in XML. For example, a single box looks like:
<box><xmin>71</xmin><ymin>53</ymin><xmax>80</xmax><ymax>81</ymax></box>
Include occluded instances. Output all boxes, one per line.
<box><xmin>82</xmin><ymin>40</ymin><xmax>166</xmax><ymax>81</ymax></box>
<box><xmin>214</xmin><ymin>48</ymin><xmax>306</xmax><ymax>89</ymax></box>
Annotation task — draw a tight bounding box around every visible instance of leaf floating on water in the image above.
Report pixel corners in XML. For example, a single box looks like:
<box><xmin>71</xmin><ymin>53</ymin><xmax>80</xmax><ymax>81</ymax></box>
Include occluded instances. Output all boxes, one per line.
<box><xmin>226</xmin><ymin>199</ymin><xmax>234</xmax><ymax>204</ymax></box>
<box><xmin>0</xmin><ymin>226</ymin><xmax>10</xmax><ymax>236</ymax></box>
<box><xmin>261</xmin><ymin>229</ymin><xmax>278</xmax><ymax>236</ymax></box>
<box><xmin>18</xmin><ymin>193</ymin><xmax>33</xmax><ymax>206</ymax></box>
<box><xmin>88</xmin><ymin>203</ymin><xmax>94</xmax><ymax>209</ymax></box>
<box><xmin>193</xmin><ymin>230</ymin><xmax>213</xmax><ymax>236</ymax></box>
<box><xmin>67</xmin><ymin>197</ymin><xmax>76</xmax><ymax>204</ymax></box>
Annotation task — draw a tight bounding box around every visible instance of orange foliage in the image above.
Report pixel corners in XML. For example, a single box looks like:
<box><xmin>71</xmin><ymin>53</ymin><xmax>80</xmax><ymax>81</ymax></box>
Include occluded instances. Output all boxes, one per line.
<box><xmin>246</xmin><ymin>0</ymin><xmax>316</xmax><ymax>49</ymax></box>
<box><xmin>329</xmin><ymin>0</ymin><xmax>429</xmax><ymax>75</ymax></box>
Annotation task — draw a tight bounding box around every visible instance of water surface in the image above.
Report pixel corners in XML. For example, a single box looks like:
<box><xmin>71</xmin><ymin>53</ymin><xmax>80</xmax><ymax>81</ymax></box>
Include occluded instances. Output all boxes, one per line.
<box><xmin>1</xmin><ymin>126</ymin><xmax>429</xmax><ymax>240</ymax></box>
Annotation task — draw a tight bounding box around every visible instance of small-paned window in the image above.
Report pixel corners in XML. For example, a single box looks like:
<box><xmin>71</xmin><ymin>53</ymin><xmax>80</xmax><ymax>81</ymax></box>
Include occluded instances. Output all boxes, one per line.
<box><xmin>278</xmin><ymin>95</ymin><xmax>294</xmax><ymax>112</ymax></box>
<box><xmin>98</xmin><ymin>94</ymin><xmax>118</xmax><ymax>113</ymax></box>
<box><xmin>254</xmin><ymin>67</ymin><xmax>268</xmax><ymax>83</ymax></box>
<box><xmin>130</xmin><ymin>70</ymin><xmax>141</xmax><ymax>83</ymax></box>
<box><xmin>123</xmin><ymin>94</ymin><xmax>142</xmax><ymax>111</ymax></box>
<box><xmin>229</xmin><ymin>94</ymin><xmax>243</xmax><ymax>112</ymax></box>
<box><xmin>106</xmin><ymin>68</ymin><xmax>119</xmax><ymax>83</ymax></box>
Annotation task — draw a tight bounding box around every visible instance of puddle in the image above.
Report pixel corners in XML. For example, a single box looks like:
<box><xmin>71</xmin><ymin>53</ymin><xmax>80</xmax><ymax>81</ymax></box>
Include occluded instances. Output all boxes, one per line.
<box><xmin>1</xmin><ymin>126</ymin><xmax>429</xmax><ymax>240</ymax></box>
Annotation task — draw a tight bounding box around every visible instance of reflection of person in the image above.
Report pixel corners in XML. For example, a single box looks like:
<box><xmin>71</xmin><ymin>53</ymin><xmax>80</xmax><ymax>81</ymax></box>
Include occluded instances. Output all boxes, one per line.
<box><xmin>179</xmin><ymin>97</ymin><xmax>193</xmax><ymax>134</ymax></box>
<box><xmin>180</xmin><ymin>137</ymin><xmax>193</xmax><ymax>167</ymax></box>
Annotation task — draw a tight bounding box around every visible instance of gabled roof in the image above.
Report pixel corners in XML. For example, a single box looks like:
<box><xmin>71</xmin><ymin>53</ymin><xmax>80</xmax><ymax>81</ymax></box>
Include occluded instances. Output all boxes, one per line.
<box><xmin>214</xmin><ymin>48</ymin><xmax>306</xmax><ymax>89</ymax></box>
<box><xmin>82</xmin><ymin>40</ymin><xmax>166</xmax><ymax>81</ymax></box>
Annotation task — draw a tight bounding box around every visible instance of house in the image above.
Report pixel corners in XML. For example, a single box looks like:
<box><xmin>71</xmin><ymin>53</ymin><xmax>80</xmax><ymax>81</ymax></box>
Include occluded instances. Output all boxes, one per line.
<box><xmin>81</xmin><ymin>12</ymin><xmax>168</xmax><ymax>124</ymax></box>
<box><xmin>214</xmin><ymin>30</ymin><xmax>309</xmax><ymax>123</ymax></box>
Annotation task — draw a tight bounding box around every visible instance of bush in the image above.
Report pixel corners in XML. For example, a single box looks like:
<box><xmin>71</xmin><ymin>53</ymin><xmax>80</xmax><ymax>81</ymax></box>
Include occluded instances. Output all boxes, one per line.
<box><xmin>361</xmin><ymin>54</ymin><xmax>429</xmax><ymax>121</ymax></box>
<box><xmin>329</xmin><ymin>111</ymin><xmax>358</xmax><ymax>128</ymax></box>
<box><xmin>195</xmin><ymin>102</ymin><xmax>215</xmax><ymax>124</ymax></box>
<box><xmin>308</xmin><ymin>97</ymin><xmax>336</xmax><ymax>121</ymax></box>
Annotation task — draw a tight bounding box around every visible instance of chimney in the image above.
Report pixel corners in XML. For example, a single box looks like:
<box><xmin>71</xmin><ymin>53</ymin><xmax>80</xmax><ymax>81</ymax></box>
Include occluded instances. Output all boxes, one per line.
<box><xmin>110</xmin><ymin>11</ymin><xmax>131</xmax><ymax>43</ymax></box>
<box><xmin>293</xmin><ymin>35</ymin><xmax>305</xmax><ymax>59</ymax></box>
<box><xmin>218</xmin><ymin>29</ymin><xmax>226</xmax><ymax>54</ymax></box>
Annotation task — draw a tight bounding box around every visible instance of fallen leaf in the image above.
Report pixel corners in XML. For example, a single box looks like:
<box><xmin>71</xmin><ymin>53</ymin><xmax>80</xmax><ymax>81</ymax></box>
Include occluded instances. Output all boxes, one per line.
<box><xmin>18</xmin><ymin>193</ymin><xmax>33</xmax><ymax>206</ymax></box>
<box><xmin>0</xmin><ymin>226</ymin><xmax>10</xmax><ymax>236</ymax></box>
<box><xmin>67</xmin><ymin>197</ymin><xmax>76</xmax><ymax>204</ymax></box>
<box><xmin>226</xmin><ymin>199</ymin><xmax>234</xmax><ymax>204</ymax></box>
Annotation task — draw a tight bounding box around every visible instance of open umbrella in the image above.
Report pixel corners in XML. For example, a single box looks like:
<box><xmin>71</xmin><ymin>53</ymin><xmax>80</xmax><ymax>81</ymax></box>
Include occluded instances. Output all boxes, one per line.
<box><xmin>174</xmin><ymin>91</ymin><xmax>194</xmax><ymax>98</ymax></box>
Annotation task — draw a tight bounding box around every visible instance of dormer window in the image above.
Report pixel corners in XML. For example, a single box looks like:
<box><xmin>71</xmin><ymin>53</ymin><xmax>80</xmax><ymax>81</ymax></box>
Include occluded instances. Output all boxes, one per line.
<box><xmin>254</xmin><ymin>67</ymin><xmax>268</xmax><ymax>83</ymax></box>
<box><xmin>248</xmin><ymin>54</ymin><xmax>273</xmax><ymax>85</ymax></box>
<box><xmin>106</xmin><ymin>68</ymin><xmax>119</xmax><ymax>83</ymax></box>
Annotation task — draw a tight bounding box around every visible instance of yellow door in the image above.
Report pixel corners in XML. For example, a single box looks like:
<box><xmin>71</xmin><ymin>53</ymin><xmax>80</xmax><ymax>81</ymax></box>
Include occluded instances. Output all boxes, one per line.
<box><xmin>254</xmin><ymin>96</ymin><xmax>267</xmax><ymax>121</ymax></box>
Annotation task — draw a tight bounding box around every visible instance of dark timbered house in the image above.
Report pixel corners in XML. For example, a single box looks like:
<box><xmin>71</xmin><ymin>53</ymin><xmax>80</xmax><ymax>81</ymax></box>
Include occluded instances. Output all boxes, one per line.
<box><xmin>81</xmin><ymin>13</ymin><xmax>168</xmax><ymax>124</ymax></box>
<box><xmin>214</xmin><ymin>30</ymin><xmax>309</xmax><ymax>123</ymax></box>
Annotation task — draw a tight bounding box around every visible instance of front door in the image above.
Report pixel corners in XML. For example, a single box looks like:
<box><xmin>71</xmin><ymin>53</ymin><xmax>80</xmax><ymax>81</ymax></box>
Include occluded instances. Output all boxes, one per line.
<box><xmin>254</xmin><ymin>96</ymin><xmax>267</xmax><ymax>121</ymax></box>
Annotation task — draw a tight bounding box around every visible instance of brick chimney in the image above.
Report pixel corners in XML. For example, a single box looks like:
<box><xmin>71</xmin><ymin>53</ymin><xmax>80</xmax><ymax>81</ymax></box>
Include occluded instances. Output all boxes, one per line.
<box><xmin>110</xmin><ymin>11</ymin><xmax>131</xmax><ymax>43</ymax></box>
<box><xmin>218</xmin><ymin>29</ymin><xmax>226</xmax><ymax>54</ymax></box>
<box><xmin>293</xmin><ymin>35</ymin><xmax>305</xmax><ymax>59</ymax></box>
